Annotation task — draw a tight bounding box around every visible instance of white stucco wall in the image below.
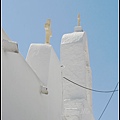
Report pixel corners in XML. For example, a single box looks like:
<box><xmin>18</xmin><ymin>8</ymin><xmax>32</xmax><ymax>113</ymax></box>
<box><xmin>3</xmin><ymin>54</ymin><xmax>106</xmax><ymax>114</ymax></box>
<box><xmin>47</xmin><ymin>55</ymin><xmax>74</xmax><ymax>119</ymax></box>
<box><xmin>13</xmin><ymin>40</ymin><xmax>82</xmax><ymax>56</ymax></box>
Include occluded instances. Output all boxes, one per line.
<box><xmin>26</xmin><ymin>44</ymin><xmax>62</xmax><ymax>120</ymax></box>
<box><xmin>61</xmin><ymin>32</ymin><xmax>87</xmax><ymax>100</ymax></box>
<box><xmin>47</xmin><ymin>46</ymin><xmax>62</xmax><ymax>120</ymax></box>
<box><xmin>2</xmin><ymin>30</ymin><xmax>62</xmax><ymax>120</ymax></box>
<box><xmin>60</xmin><ymin>28</ymin><xmax>94</xmax><ymax>120</ymax></box>
<box><xmin>26</xmin><ymin>44</ymin><xmax>51</xmax><ymax>86</ymax></box>
<box><xmin>2</xmin><ymin>51</ymin><xmax>48</xmax><ymax>120</ymax></box>
<box><xmin>2</xmin><ymin>27</ymin><xmax>94</xmax><ymax>120</ymax></box>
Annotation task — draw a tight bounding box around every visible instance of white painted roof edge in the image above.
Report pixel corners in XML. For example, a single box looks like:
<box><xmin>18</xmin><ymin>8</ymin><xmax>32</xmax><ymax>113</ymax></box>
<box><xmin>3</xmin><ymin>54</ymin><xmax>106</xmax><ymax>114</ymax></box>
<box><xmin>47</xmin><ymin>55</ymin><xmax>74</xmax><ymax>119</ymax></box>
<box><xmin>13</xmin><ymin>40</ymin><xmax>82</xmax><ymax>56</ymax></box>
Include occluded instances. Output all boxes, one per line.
<box><xmin>2</xmin><ymin>28</ymin><xmax>19</xmax><ymax>53</ymax></box>
<box><xmin>61</xmin><ymin>31</ymin><xmax>86</xmax><ymax>44</ymax></box>
<box><xmin>2</xmin><ymin>29</ymin><xmax>45</xmax><ymax>85</ymax></box>
<box><xmin>2</xmin><ymin>28</ymin><xmax>11</xmax><ymax>41</ymax></box>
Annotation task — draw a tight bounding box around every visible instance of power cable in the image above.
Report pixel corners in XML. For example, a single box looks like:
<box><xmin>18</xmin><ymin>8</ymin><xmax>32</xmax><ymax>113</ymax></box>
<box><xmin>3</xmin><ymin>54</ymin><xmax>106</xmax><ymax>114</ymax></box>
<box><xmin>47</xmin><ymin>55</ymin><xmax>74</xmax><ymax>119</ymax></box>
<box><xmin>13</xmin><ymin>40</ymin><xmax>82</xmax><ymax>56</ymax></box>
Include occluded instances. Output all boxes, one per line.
<box><xmin>63</xmin><ymin>77</ymin><xmax>118</xmax><ymax>93</ymax></box>
<box><xmin>98</xmin><ymin>82</ymin><xmax>118</xmax><ymax>120</ymax></box>
<box><xmin>62</xmin><ymin>65</ymin><xmax>118</xmax><ymax>93</ymax></box>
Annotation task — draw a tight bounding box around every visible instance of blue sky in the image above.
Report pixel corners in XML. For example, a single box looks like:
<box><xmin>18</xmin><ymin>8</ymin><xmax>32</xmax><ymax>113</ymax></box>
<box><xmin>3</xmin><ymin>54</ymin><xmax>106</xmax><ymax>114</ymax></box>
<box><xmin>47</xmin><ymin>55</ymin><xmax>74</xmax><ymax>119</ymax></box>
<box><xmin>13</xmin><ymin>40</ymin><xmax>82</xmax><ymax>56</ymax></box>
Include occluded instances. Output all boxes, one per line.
<box><xmin>2</xmin><ymin>0</ymin><xmax>118</xmax><ymax>120</ymax></box>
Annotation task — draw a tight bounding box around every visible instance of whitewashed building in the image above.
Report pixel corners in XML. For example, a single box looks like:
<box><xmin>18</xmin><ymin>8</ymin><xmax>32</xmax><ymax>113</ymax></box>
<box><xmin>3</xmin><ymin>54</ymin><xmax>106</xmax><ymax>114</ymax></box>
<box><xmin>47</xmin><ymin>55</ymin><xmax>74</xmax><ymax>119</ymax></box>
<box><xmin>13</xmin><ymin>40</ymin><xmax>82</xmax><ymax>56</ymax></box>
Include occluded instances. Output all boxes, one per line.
<box><xmin>2</xmin><ymin>17</ymin><xmax>94</xmax><ymax>120</ymax></box>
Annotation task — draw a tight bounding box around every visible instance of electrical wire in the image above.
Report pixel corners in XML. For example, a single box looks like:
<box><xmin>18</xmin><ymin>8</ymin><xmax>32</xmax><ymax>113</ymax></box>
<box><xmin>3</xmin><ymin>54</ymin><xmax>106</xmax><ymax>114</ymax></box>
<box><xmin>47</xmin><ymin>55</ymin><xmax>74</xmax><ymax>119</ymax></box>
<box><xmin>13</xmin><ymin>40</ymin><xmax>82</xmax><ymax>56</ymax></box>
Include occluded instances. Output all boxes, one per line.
<box><xmin>62</xmin><ymin>67</ymin><xmax>118</xmax><ymax>119</ymax></box>
<box><xmin>63</xmin><ymin>77</ymin><xmax>118</xmax><ymax>93</ymax></box>
<box><xmin>62</xmin><ymin>65</ymin><xmax>118</xmax><ymax>93</ymax></box>
<box><xmin>98</xmin><ymin>82</ymin><xmax>118</xmax><ymax>120</ymax></box>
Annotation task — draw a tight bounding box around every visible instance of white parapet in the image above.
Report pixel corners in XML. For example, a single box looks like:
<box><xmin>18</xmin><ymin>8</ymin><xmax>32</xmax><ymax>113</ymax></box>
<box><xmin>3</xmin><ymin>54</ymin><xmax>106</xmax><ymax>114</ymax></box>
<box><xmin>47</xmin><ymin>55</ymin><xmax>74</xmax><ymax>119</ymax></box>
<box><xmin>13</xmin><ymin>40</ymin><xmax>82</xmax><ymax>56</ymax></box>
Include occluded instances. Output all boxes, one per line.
<box><xmin>26</xmin><ymin>44</ymin><xmax>52</xmax><ymax>85</ymax></box>
<box><xmin>2</xmin><ymin>30</ymin><xmax>62</xmax><ymax>120</ymax></box>
<box><xmin>61</xmin><ymin>30</ymin><xmax>94</xmax><ymax>120</ymax></box>
<box><xmin>2</xmin><ymin>28</ymin><xmax>12</xmax><ymax>41</ymax></box>
<box><xmin>2</xmin><ymin>39</ymin><xmax>19</xmax><ymax>53</ymax></box>
<box><xmin>2</xmin><ymin>29</ymin><xmax>19</xmax><ymax>53</ymax></box>
<box><xmin>26</xmin><ymin>43</ymin><xmax>62</xmax><ymax>120</ymax></box>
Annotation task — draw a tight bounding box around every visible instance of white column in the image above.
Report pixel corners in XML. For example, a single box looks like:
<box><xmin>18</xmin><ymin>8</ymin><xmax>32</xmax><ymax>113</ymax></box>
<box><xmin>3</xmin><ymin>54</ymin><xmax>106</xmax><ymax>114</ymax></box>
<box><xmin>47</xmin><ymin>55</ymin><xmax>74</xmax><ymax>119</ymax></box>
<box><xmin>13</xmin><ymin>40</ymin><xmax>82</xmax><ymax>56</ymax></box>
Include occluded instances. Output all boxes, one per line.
<box><xmin>60</xmin><ymin>26</ymin><xmax>94</xmax><ymax>120</ymax></box>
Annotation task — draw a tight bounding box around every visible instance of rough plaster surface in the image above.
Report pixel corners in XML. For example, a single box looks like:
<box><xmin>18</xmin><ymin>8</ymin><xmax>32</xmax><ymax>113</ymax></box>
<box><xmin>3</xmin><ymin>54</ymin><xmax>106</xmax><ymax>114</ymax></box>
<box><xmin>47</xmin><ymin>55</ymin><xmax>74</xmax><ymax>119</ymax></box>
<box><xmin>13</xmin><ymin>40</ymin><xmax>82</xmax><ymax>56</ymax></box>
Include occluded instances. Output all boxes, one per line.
<box><xmin>61</xmin><ymin>30</ymin><xmax>94</xmax><ymax>120</ymax></box>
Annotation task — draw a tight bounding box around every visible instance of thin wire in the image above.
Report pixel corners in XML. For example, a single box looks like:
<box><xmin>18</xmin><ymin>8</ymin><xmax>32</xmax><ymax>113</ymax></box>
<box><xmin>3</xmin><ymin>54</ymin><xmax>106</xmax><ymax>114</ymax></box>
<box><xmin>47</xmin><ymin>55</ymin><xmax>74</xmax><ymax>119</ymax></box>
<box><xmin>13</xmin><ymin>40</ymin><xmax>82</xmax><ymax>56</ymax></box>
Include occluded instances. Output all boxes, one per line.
<box><xmin>62</xmin><ymin>65</ymin><xmax>118</xmax><ymax>93</ymax></box>
<box><xmin>98</xmin><ymin>82</ymin><xmax>118</xmax><ymax>120</ymax></box>
<box><xmin>63</xmin><ymin>77</ymin><xmax>118</xmax><ymax>93</ymax></box>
